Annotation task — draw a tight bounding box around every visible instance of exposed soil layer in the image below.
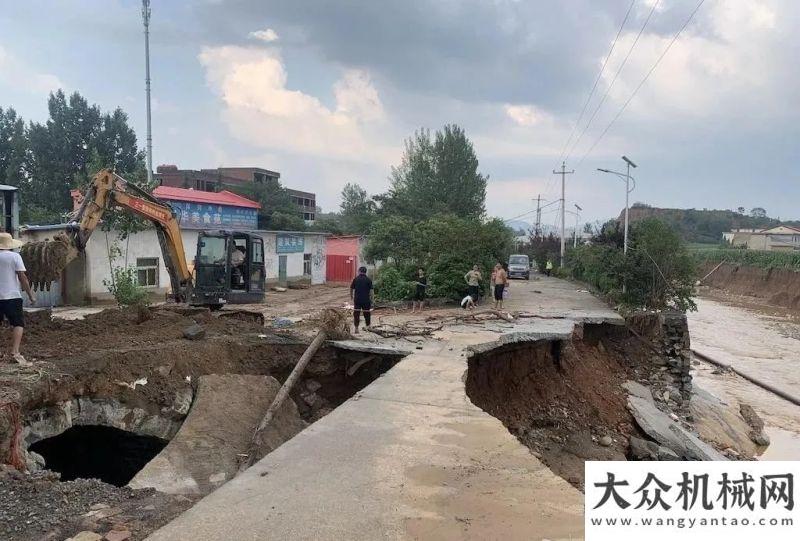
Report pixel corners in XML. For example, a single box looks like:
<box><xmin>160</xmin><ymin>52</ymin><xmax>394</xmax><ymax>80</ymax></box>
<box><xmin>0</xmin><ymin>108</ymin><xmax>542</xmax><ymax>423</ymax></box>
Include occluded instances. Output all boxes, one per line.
<box><xmin>0</xmin><ymin>305</ymin><xmax>404</xmax><ymax>540</ymax></box>
<box><xmin>700</xmin><ymin>262</ymin><xmax>800</xmax><ymax>311</ymax></box>
<box><xmin>466</xmin><ymin>323</ymin><xmax>651</xmax><ymax>490</ymax></box>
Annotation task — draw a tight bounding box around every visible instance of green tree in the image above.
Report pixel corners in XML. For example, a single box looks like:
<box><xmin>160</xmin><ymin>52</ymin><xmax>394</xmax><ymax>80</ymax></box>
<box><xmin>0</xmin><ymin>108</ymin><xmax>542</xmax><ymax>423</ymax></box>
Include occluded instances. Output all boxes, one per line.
<box><xmin>0</xmin><ymin>107</ymin><xmax>27</xmax><ymax>189</ymax></box>
<box><xmin>339</xmin><ymin>182</ymin><xmax>376</xmax><ymax>234</ymax></box>
<box><xmin>16</xmin><ymin>90</ymin><xmax>144</xmax><ymax>224</ymax></box>
<box><xmin>382</xmin><ymin>125</ymin><xmax>487</xmax><ymax>220</ymax></box>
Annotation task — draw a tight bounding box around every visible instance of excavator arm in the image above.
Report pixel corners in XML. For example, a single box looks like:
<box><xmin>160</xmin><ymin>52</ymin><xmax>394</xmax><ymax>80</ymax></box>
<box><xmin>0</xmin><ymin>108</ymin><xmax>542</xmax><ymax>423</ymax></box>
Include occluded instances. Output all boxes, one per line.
<box><xmin>22</xmin><ymin>169</ymin><xmax>193</xmax><ymax>301</ymax></box>
<box><xmin>72</xmin><ymin>169</ymin><xmax>193</xmax><ymax>300</ymax></box>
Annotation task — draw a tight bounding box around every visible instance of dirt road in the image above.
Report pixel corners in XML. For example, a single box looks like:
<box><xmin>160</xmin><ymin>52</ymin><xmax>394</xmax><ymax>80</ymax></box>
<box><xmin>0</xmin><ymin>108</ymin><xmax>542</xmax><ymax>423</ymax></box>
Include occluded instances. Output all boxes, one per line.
<box><xmin>688</xmin><ymin>294</ymin><xmax>800</xmax><ymax>459</ymax></box>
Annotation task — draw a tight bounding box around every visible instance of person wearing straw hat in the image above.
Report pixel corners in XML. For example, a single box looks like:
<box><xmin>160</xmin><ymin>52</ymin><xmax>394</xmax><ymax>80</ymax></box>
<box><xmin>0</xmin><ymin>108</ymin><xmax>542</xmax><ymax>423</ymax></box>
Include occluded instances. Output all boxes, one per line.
<box><xmin>0</xmin><ymin>232</ymin><xmax>35</xmax><ymax>365</ymax></box>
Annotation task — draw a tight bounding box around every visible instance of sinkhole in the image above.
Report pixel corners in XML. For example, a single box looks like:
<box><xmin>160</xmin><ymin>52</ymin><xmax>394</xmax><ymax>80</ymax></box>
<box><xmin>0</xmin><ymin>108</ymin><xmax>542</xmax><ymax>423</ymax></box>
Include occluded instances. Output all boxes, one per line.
<box><xmin>29</xmin><ymin>425</ymin><xmax>168</xmax><ymax>487</ymax></box>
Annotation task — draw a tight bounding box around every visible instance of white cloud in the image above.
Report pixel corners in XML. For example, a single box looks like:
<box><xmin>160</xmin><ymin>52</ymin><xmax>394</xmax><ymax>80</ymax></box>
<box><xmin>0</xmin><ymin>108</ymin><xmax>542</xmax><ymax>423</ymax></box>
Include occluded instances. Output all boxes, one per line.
<box><xmin>334</xmin><ymin>70</ymin><xmax>385</xmax><ymax>122</ymax></box>
<box><xmin>504</xmin><ymin>103</ymin><xmax>547</xmax><ymax>127</ymax></box>
<box><xmin>198</xmin><ymin>45</ymin><xmax>391</xmax><ymax>163</ymax></box>
<box><xmin>248</xmin><ymin>28</ymin><xmax>279</xmax><ymax>42</ymax></box>
<box><xmin>0</xmin><ymin>46</ymin><xmax>64</xmax><ymax>95</ymax></box>
<box><xmin>600</xmin><ymin>1</ymin><xmax>783</xmax><ymax>121</ymax></box>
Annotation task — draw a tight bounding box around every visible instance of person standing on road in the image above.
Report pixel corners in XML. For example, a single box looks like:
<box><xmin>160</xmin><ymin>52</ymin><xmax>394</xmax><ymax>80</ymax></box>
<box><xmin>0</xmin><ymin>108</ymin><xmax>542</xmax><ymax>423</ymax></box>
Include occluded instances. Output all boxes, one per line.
<box><xmin>464</xmin><ymin>264</ymin><xmax>482</xmax><ymax>304</ymax></box>
<box><xmin>411</xmin><ymin>268</ymin><xmax>427</xmax><ymax>313</ymax></box>
<box><xmin>545</xmin><ymin>259</ymin><xmax>553</xmax><ymax>276</ymax></box>
<box><xmin>0</xmin><ymin>233</ymin><xmax>36</xmax><ymax>365</ymax></box>
<box><xmin>350</xmin><ymin>266</ymin><xmax>373</xmax><ymax>334</ymax></box>
<box><xmin>493</xmin><ymin>262</ymin><xmax>508</xmax><ymax>310</ymax></box>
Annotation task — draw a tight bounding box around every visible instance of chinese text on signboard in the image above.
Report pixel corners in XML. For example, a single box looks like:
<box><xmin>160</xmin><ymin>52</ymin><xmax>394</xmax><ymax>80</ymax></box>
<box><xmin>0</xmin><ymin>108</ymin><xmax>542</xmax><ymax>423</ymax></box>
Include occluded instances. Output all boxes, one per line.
<box><xmin>170</xmin><ymin>202</ymin><xmax>258</xmax><ymax>230</ymax></box>
<box><xmin>276</xmin><ymin>234</ymin><xmax>304</xmax><ymax>253</ymax></box>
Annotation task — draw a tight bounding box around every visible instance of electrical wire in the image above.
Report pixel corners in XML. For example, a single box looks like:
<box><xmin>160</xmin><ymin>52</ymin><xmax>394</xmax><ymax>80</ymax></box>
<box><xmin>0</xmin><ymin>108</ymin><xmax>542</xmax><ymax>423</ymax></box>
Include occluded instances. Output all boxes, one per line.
<box><xmin>564</xmin><ymin>0</ymin><xmax>661</xmax><ymax>163</ymax></box>
<box><xmin>556</xmin><ymin>0</ymin><xmax>637</xmax><ymax>165</ymax></box>
<box><xmin>576</xmin><ymin>0</ymin><xmax>707</xmax><ymax>166</ymax></box>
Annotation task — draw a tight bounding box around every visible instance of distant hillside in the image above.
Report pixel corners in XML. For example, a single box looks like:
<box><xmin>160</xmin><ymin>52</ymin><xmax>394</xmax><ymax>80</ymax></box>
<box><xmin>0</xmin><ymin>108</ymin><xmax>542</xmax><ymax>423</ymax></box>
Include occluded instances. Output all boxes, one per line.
<box><xmin>620</xmin><ymin>205</ymin><xmax>800</xmax><ymax>244</ymax></box>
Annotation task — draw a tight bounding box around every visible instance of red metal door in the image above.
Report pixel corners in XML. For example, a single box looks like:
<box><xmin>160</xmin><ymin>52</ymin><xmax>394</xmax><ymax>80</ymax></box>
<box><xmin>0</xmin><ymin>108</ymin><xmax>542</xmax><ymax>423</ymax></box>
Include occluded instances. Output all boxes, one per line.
<box><xmin>326</xmin><ymin>255</ymin><xmax>356</xmax><ymax>283</ymax></box>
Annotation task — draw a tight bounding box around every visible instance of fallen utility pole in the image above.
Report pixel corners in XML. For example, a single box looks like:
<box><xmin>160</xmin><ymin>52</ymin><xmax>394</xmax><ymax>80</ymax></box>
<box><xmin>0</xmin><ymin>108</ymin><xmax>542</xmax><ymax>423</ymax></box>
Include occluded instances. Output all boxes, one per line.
<box><xmin>553</xmin><ymin>162</ymin><xmax>574</xmax><ymax>267</ymax></box>
<box><xmin>241</xmin><ymin>308</ymin><xmax>349</xmax><ymax>471</ymax></box>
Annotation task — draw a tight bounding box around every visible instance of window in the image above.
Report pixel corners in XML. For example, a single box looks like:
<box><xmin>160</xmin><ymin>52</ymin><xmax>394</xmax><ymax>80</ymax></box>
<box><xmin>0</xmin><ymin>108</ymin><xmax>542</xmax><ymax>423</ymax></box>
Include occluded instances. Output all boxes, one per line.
<box><xmin>303</xmin><ymin>253</ymin><xmax>312</xmax><ymax>276</ymax></box>
<box><xmin>252</xmin><ymin>239</ymin><xmax>264</xmax><ymax>263</ymax></box>
<box><xmin>197</xmin><ymin>236</ymin><xmax>228</xmax><ymax>265</ymax></box>
<box><xmin>136</xmin><ymin>257</ymin><xmax>159</xmax><ymax>287</ymax></box>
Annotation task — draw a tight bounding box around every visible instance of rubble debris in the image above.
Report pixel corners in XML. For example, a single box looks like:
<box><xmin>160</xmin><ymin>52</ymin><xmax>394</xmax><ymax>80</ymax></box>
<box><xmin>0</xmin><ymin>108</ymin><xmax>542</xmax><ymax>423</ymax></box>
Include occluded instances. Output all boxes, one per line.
<box><xmin>690</xmin><ymin>387</ymin><xmax>758</xmax><ymax>456</ymax></box>
<box><xmin>182</xmin><ymin>324</ymin><xmax>206</xmax><ymax>341</ymax></box>
<box><xmin>272</xmin><ymin>317</ymin><xmax>294</xmax><ymax>328</ymax></box>
<box><xmin>739</xmin><ymin>403</ymin><xmax>771</xmax><ymax>447</ymax></box>
<box><xmin>627</xmin><ymin>395</ymin><xmax>726</xmax><ymax>461</ymax></box>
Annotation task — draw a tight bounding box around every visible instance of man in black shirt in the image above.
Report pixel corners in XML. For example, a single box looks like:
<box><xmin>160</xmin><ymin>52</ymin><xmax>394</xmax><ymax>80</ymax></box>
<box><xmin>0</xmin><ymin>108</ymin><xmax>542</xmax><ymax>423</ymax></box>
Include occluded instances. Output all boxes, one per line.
<box><xmin>350</xmin><ymin>266</ymin><xmax>373</xmax><ymax>334</ymax></box>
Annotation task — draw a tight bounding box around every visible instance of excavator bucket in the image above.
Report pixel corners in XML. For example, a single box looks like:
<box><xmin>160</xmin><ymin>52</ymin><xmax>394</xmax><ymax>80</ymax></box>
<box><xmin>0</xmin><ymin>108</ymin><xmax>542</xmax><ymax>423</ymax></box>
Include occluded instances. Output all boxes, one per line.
<box><xmin>19</xmin><ymin>233</ymin><xmax>78</xmax><ymax>292</ymax></box>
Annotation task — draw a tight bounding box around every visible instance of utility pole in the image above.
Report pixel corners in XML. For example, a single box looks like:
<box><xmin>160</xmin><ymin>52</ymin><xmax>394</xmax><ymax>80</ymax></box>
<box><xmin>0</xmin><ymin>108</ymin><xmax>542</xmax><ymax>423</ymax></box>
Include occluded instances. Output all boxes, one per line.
<box><xmin>142</xmin><ymin>0</ymin><xmax>153</xmax><ymax>185</ymax></box>
<box><xmin>621</xmin><ymin>155</ymin><xmax>637</xmax><ymax>255</ymax></box>
<box><xmin>573</xmin><ymin>203</ymin><xmax>582</xmax><ymax>248</ymax></box>
<box><xmin>534</xmin><ymin>195</ymin><xmax>546</xmax><ymax>240</ymax></box>
<box><xmin>552</xmin><ymin>162</ymin><xmax>574</xmax><ymax>267</ymax></box>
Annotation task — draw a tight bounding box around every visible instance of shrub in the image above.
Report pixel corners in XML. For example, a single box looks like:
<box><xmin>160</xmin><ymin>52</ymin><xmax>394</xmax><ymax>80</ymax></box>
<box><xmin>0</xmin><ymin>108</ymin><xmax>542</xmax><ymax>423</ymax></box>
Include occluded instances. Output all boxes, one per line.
<box><xmin>427</xmin><ymin>255</ymin><xmax>492</xmax><ymax>301</ymax></box>
<box><xmin>374</xmin><ymin>265</ymin><xmax>414</xmax><ymax>301</ymax></box>
<box><xmin>565</xmin><ymin>218</ymin><xmax>696</xmax><ymax>312</ymax></box>
<box><xmin>103</xmin><ymin>266</ymin><xmax>150</xmax><ymax>307</ymax></box>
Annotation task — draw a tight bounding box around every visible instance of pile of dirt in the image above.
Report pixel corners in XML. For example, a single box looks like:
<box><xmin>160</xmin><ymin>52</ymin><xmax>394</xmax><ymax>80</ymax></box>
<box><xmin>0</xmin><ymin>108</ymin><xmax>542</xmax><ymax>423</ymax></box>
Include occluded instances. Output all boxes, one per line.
<box><xmin>700</xmin><ymin>262</ymin><xmax>800</xmax><ymax>311</ymax></box>
<box><xmin>0</xmin><ymin>466</ymin><xmax>195</xmax><ymax>541</ymax></box>
<box><xmin>466</xmin><ymin>324</ymin><xmax>638</xmax><ymax>490</ymax></box>
<box><xmin>7</xmin><ymin>306</ymin><xmax>266</xmax><ymax>361</ymax></box>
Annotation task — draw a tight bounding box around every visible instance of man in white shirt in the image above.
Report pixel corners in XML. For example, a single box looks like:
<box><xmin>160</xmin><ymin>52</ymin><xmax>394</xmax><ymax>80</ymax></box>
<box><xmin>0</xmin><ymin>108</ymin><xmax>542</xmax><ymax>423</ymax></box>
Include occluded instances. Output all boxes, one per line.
<box><xmin>0</xmin><ymin>233</ymin><xmax>36</xmax><ymax>365</ymax></box>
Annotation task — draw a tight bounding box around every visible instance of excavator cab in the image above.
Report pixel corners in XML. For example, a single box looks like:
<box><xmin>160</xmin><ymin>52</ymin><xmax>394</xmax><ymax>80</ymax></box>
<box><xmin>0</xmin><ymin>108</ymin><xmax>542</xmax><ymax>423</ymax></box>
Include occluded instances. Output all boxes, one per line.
<box><xmin>191</xmin><ymin>231</ymin><xmax>266</xmax><ymax>308</ymax></box>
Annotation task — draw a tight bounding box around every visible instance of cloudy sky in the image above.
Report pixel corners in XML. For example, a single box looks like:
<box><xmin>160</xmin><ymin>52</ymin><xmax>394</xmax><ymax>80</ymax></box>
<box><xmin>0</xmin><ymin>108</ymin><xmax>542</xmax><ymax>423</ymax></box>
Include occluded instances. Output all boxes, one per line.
<box><xmin>1</xmin><ymin>0</ymin><xmax>798</xmax><ymax>225</ymax></box>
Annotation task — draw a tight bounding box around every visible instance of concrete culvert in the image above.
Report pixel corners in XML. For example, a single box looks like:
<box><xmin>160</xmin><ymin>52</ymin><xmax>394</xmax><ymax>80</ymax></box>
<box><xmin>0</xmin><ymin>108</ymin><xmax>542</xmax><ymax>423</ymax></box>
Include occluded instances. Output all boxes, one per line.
<box><xmin>28</xmin><ymin>425</ymin><xmax>168</xmax><ymax>487</ymax></box>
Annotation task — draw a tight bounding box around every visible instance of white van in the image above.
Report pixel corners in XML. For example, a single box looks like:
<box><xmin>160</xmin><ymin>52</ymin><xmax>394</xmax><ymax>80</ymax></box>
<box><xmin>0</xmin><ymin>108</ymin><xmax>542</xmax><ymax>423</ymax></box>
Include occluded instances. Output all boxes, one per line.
<box><xmin>508</xmin><ymin>254</ymin><xmax>530</xmax><ymax>280</ymax></box>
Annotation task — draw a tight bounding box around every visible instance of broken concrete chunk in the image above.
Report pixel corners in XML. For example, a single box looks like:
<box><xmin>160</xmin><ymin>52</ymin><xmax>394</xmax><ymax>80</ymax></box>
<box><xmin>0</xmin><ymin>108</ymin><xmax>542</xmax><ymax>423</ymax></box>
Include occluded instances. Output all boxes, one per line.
<box><xmin>629</xmin><ymin>436</ymin><xmax>658</xmax><ymax>460</ymax></box>
<box><xmin>622</xmin><ymin>381</ymin><xmax>655</xmax><ymax>405</ymax></box>
<box><xmin>690</xmin><ymin>387</ymin><xmax>757</xmax><ymax>456</ymax></box>
<box><xmin>657</xmin><ymin>446</ymin><xmax>680</xmax><ymax>460</ymax></box>
<box><xmin>183</xmin><ymin>324</ymin><xmax>206</xmax><ymax>340</ymax></box>
<box><xmin>627</xmin><ymin>395</ymin><xmax>727</xmax><ymax>461</ymax></box>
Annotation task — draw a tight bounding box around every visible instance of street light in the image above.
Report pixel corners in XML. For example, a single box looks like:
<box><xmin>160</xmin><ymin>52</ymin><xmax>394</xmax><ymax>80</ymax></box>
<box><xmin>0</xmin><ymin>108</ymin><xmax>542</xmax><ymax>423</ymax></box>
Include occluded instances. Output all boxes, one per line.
<box><xmin>597</xmin><ymin>157</ymin><xmax>637</xmax><ymax>254</ymax></box>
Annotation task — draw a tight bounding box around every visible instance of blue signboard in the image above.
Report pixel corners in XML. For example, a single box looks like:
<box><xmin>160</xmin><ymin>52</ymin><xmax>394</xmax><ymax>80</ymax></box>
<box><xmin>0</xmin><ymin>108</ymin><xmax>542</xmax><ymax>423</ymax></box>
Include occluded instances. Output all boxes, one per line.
<box><xmin>169</xmin><ymin>201</ymin><xmax>258</xmax><ymax>230</ymax></box>
<box><xmin>276</xmin><ymin>234</ymin><xmax>304</xmax><ymax>253</ymax></box>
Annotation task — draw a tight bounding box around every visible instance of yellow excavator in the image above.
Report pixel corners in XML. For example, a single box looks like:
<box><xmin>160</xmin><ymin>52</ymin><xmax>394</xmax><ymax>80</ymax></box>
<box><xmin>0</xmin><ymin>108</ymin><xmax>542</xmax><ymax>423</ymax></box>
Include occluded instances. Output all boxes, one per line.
<box><xmin>21</xmin><ymin>169</ymin><xmax>267</xmax><ymax>308</ymax></box>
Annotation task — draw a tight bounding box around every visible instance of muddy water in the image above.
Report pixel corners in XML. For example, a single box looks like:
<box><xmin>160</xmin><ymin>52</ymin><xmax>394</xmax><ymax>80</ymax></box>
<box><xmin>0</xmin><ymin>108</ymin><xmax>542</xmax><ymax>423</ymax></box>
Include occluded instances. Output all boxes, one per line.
<box><xmin>688</xmin><ymin>297</ymin><xmax>800</xmax><ymax>459</ymax></box>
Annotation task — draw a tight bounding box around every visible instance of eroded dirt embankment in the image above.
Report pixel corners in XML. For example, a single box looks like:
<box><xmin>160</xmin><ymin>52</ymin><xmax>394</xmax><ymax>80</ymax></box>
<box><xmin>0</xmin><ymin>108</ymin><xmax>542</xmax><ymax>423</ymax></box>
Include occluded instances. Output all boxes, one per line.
<box><xmin>466</xmin><ymin>323</ymin><xmax>655</xmax><ymax>490</ymax></box>
<box><xmin>701</xmin><ymin>262</ymin><xmax>800</xmax><ymax>311</ymax></box>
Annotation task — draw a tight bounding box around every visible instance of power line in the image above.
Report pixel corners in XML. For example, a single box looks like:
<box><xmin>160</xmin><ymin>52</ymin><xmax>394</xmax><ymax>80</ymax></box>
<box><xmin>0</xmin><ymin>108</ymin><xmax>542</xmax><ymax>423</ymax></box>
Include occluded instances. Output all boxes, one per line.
<box><xmin>564</xmin><ymin>0</ymin><xmax>661</xmax><ymax>163</ymax></box>
<box><xmin>556</xmin><ymin>0</ymin><xmax>637</xmax><ymax>165</ymax></box>
<box><xmin>577</xmin><ymin>0</ymin><xmax>707</xmax><ymax>166</ymax></box>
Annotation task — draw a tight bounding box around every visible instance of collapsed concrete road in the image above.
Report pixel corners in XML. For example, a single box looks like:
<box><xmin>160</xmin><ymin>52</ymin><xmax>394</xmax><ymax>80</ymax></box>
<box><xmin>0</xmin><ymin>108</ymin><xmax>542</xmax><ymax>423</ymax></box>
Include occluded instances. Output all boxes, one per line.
<box><xmin>146</xmin><ymin>278</ymin><xmax>624</xmax><ymax>540</ymax></box>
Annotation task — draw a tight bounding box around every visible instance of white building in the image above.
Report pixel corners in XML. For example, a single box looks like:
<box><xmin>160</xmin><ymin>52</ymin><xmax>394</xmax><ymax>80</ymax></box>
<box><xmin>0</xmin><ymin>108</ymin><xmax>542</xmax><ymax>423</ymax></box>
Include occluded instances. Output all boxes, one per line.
<box><xmin>20</xmin><ymin>225</ymin><xmax>328</xmax><ymax>305</ymax></box>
